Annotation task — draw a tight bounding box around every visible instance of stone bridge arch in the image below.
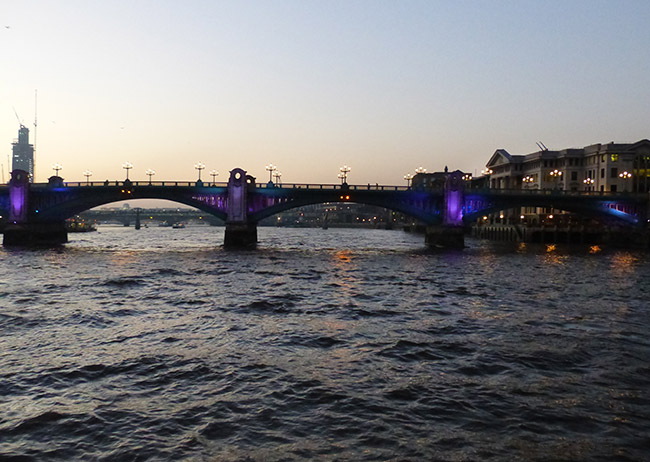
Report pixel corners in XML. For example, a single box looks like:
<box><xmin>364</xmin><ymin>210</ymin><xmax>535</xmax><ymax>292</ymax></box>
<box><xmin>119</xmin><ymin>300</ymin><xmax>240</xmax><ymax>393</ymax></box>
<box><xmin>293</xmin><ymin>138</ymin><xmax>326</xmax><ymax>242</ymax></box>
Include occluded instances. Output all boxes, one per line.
<box><xmin>463</xmin><ymin>191</ymin><xmax>646</xmax><ymax>226</ymax></box>
<box><xmin>31</xmin><ymin>183</ymin><xmax>229</xmax><ymax>223</ymax></box>
<box><xmin>248</xmin><ymin>188</ymin><xmax>444</xmax><ymax>226</ymax></box>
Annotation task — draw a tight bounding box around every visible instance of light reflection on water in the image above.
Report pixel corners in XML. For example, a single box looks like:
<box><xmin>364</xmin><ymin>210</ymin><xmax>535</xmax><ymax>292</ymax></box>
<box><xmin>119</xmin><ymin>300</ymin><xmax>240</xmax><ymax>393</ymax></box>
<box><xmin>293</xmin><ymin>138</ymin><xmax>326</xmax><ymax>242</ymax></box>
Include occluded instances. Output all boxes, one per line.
<box><xmin>0</xmin><ymin>226</ymin><xmax>649</xmax><ymax>461</ymax></box>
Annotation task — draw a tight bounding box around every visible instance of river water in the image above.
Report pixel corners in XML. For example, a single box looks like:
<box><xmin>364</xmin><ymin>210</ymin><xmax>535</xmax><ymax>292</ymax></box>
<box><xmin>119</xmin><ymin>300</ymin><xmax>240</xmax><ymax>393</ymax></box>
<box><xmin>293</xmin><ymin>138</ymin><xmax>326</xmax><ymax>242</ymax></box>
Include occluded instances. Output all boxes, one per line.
<box><xmin>1</xmin><ymin>226</ymin><xmax>649</xmax><ymax>461</ymax></box>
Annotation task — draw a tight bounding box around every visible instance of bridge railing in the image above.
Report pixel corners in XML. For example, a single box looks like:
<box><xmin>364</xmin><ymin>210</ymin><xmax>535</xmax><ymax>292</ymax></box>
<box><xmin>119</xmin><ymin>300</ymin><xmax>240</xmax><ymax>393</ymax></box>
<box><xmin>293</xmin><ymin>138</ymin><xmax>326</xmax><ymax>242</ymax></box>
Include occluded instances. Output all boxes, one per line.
<box><xmin>30</xmin><ymin>180</ymin><xmax>411</xmax><ymax>191</ymax></box>
<box><xmin>258</xmin><ymin>183</ymin><xmax>411</xmax><ymax>191</ymax></box>
<box><xmin>59</xmin><ymin>181</ymin><xmax>229</xmax><ymax>188</ymax></box>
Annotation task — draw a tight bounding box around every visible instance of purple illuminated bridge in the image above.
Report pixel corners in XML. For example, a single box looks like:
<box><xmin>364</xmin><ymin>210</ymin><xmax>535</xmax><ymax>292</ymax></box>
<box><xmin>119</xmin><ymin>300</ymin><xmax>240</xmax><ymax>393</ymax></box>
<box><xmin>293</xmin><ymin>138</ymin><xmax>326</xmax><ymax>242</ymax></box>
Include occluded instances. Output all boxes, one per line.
<box><xmin>0</xmin><ymin>168</ymin><xmax>647</xmax><ymax>247</ymax></box>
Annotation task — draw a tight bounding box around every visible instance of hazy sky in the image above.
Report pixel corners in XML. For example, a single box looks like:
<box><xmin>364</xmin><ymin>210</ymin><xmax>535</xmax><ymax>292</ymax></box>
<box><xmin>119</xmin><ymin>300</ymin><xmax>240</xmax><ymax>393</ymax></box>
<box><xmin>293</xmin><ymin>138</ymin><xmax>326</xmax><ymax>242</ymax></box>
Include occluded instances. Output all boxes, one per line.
<box><xmin>2</xmin><ymin>0</ymin><xmax>650</xmax><ymax>185</ymax></box>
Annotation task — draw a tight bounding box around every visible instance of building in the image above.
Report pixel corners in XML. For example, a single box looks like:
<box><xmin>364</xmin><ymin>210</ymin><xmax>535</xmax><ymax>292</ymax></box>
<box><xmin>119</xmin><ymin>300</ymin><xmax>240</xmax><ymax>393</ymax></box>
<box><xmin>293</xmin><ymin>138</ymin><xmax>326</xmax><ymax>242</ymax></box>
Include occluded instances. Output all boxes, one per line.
<box><xmin>478</xmin><ymin>139</ymin><xmax>650</xmax><ymax>224</ymax></box>
<box><xmin>411</xmin><ymin>171</ymin><xmax>448</xmax><ymax>190</ymax></box>
<box><xmin>484</xmin><ymin>139</ymin><xmax>650</xmax><ymax>193</ymax></box>
<box><xmin>411</xmin><ymin>168</ymin><xmax>472</xmax><ymax>191</ymax></box>
<box><xmin>12</xmin><ymin>125</ymin><xmax>35</xmax><ymax>182</ymax></box>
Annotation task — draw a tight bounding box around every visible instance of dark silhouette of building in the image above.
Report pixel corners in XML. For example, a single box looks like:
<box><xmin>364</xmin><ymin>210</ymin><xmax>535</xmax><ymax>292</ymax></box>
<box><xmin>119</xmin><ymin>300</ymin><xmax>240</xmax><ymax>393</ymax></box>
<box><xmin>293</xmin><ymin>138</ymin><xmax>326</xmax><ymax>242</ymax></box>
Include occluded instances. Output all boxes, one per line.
<box><xmin>12</xmin><ymin>125</ymin><xmax>35</xmax><ymax>182</ymax></box>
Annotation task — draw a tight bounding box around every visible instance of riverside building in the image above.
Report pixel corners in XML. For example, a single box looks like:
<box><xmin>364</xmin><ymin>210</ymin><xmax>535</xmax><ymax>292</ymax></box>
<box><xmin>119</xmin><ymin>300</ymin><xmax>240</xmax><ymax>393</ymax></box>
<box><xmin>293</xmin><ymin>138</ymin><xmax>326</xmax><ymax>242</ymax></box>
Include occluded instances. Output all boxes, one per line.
<box><xmin>484</xmin><ymin>139</ymin><xmax>650</xmax><ymax>193</ymax></box>
<box><xmin>479</xmin><ymin>139</ymin><xmax>650</xmax><ymax>225</ymax></box>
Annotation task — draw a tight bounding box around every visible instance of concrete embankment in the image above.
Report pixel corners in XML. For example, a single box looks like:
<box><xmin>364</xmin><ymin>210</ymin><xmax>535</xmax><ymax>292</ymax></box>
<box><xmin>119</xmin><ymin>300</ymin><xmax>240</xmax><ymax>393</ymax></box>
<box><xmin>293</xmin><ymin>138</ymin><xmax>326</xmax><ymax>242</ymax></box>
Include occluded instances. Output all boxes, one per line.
<box><xmin>472</xmin><ymin>224</ymin><xmax>650</xmax><ymax>248</ymax></box>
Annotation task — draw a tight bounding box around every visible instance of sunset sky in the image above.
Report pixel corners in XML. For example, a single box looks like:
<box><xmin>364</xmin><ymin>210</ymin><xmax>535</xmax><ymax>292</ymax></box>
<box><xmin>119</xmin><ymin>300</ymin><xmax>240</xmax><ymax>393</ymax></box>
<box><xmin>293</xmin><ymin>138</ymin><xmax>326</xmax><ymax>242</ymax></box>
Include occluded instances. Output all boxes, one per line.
<box><xmin>2</xmin><ymin>0</ymin><xmax>650</xmax><ymax>185</ymax></box>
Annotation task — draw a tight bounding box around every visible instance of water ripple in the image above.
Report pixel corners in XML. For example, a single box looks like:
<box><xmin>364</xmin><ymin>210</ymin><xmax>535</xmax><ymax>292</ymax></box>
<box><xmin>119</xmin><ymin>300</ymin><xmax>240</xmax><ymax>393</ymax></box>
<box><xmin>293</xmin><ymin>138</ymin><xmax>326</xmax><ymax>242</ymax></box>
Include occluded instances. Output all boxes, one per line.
<box><xmin>0</xmin><ymin>228</ymin><xmax>649</xmax><ymax>461</ymax></box>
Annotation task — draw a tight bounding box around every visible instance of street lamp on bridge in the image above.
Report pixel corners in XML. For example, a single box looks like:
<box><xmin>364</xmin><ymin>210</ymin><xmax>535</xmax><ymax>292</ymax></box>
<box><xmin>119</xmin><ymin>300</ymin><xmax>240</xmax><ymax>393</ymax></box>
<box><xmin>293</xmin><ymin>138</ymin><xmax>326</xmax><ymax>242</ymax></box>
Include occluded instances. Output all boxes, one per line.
<box><xmin>549</xmin><ymin>169</ymin><xmax>562</xmax><ymax>189</ymax></box>
<box><xmin>266</xmin><ymin>164</ymin><xmax>277</xmax><ymax>184</ymax></box>
<box><xmin>195</xmin><ymin>162</ymin><xmax>206</xmax><ymax>181</ymax></box>
<box><xmin>339</xmin><ymin>165</ymin><xmax>351</xmax><ymax>184</ymax></box>
<box><xmin>404</xmin><ymin>173</ymin><xmax>413</xmax><ymax>188</ymax></box>
<box><xmin>52</xmin><ymin>163</ymin><xmax>62</xmax><ymax>177</ymax></box>
<box><xmin>122</xmin><ymin>162</ymin><xmax>133</xmax><ymax>181</ymax></box>
<box><xmin>414</xmin><ymin>166</ymin><xmax>427</xmax><ymax>175</ymax></box>
<box><xmin>146</xmin><ymin>169</ymin><xmax>155</xmax><ymax>184</ymax></box>
<box><xmin>619</xmin><ymin>171</ymin><xmax>632</xmax><ymax>191</ymax></box>
<box><xmin>273</xmin><ymin>171</ymin><xmax>282</xmax><ymax>185</ymax></box>
<box><xmin>210</xmin><ymin>170</ymin><xmax>218</xmax><ymax>184</ymax></box>
<box><xmin>83</xmin><ymin>170</ymin><xmax>92</xmax><ymax>185</ymax></box>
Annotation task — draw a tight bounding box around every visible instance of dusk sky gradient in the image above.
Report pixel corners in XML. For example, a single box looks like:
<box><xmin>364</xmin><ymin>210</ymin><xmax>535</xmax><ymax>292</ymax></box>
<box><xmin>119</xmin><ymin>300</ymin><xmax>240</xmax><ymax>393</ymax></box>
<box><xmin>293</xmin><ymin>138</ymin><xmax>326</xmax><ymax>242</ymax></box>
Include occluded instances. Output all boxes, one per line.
<box><xmin>2</xmin><ymin>0</ymin><xmax>650</xmax><ymax>185</ymax></box>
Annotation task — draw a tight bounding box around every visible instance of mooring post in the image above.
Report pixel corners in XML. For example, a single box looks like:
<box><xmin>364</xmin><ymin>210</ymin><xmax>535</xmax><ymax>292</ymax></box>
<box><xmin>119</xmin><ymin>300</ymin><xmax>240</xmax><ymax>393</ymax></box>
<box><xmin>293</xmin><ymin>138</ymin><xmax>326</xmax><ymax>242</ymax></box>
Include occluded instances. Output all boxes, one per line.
<box><xmin>224</xmin><ymin>168</ymin><xmax>257</xmax><ymax>248</ymax></box>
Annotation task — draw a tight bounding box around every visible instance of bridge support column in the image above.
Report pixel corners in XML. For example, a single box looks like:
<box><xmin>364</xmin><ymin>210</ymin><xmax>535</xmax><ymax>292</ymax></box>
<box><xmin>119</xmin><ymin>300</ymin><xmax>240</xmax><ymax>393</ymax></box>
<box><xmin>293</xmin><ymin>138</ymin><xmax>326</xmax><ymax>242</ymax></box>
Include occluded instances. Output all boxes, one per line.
<box><xmin>3</xmin><ymin>169</ymin><xmax>68</xmax><ymax>246</ymax></box>
<box><xmin>425</xmin><ymin>171</ymin><xmax>465</xmax><ymax>248</ymax></box>
<box><xmin>3</xmin><ymin>222</ymin><xmax>68</xmax><ymax>246</ymax></box>
<box><xmin>224</xmin><ymin>222</ymin><xmax>257</xmax><ymax>248</ymax></box>
<box><xmin>224</xmin><ymin>168</ymin><xmax>257</xmax><ymax>248</ymax></box>
<box><xmin>425</xmin><ymin>225</ymin><xmax>464</xmax><ymax>249</ymax></box>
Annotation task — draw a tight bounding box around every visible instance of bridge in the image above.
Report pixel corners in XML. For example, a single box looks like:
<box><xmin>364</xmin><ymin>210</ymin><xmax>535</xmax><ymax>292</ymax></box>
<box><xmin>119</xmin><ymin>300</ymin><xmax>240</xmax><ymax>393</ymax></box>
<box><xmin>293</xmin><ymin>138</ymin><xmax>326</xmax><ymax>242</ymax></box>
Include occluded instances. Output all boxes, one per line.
<box><xmin>1</xmin><ymin>168</ymin><xmax>648</xmax><ymax>247</ymax></box>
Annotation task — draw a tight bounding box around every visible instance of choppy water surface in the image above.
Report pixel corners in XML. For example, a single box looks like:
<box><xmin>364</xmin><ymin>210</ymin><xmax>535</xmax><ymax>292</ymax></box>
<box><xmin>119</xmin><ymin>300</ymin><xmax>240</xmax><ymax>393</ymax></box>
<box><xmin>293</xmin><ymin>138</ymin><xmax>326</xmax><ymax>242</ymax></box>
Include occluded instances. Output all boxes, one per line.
<box><xmin>1</xmin><ymin>226</ymin><xmax>649</xmax><ymax>461</ymax></box>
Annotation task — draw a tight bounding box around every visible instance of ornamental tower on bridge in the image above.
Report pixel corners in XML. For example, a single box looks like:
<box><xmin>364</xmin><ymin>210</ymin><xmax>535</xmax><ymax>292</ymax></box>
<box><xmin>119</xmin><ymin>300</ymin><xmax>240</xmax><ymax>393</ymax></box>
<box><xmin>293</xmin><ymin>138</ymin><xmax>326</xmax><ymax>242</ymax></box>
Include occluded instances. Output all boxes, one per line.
<box><xmin>12</xmin><ymin>124</ymin><xmax>35</xmax><ymax>182</ymax></box>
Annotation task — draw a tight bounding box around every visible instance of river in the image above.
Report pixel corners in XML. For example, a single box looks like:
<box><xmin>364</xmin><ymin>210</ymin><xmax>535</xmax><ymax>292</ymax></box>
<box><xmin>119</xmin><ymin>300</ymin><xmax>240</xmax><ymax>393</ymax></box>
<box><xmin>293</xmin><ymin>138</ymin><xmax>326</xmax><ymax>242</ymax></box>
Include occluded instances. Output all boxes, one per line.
<box><xmin>1</xmin><ymin>226</ymin><xmax>649</xmax><ymax>461</ymax></box>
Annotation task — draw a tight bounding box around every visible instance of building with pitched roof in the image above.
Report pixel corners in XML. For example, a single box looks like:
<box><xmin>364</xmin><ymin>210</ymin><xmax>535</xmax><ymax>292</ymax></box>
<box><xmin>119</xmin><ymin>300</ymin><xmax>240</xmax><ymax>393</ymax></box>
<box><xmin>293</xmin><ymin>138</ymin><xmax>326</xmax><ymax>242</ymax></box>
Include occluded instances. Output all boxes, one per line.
<box><xmin>483</xmin><ymin>139</ymin><xmax>650</xmax><ymax>193</ymax></box>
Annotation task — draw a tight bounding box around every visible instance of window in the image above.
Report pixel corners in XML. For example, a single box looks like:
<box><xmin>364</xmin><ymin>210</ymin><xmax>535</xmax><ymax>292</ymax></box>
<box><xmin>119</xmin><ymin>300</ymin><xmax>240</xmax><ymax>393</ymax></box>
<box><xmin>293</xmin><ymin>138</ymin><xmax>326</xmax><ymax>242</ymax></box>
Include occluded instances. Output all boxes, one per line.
<box><xmin>611</xmin><ymin>185</ymin><xmax>617</xmax><ymax>192</ymax></box>
<box><xmin>601</xmin><ymin>168</ymin><xmax>605</xmax><ymax>178</ymax></box>
<box><xmin>611</xmin><ymin>154</ymin><xmax>619</xmax><ymax>162</ymax></box>
<box><xmin>571</xmin><ymin>171</ymin><xmax>578</xmax><ymax>181</ymax></box>
<box><xmin>611</xmin><ymin>167</ymin><xmax>618</xmax><ymax>178</ymax></box>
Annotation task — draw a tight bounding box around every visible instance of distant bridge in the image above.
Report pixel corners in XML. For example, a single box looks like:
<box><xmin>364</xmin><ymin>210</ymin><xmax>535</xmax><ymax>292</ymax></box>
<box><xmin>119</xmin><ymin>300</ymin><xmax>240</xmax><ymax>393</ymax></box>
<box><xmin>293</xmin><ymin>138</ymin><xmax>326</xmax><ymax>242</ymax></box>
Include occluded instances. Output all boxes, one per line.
<box><xmin>1</xmin><ymin>168</ymin><xmax>647</xmax><ymax>247</ymax></box>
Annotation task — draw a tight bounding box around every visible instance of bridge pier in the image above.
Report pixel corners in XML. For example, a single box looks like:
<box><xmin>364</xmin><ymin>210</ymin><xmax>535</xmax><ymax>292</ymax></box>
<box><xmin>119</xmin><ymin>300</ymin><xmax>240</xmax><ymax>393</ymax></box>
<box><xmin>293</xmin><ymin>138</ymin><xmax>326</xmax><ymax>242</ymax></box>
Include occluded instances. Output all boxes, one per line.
<box><xmin>3</xmin><ymin>222</ymin><xmax>68</xmax><ymax>246</ymax></box>
<box><xmin>3</xmin><ymin>169</ymin><xmax>69</xmax><ymax>246</ymax></box>
<box><xmin>425</xmin><ymin>225</ymin><xmax>465</xmax><ymax>249</ymax></box>
<box><xmin>223</xmin><ymin>168</ymin><xmax>258</xmax><ymax>248</ymax></box>
<box><xmin>424</xmin><ymin>171</ymin><xmax>465</xmax><ymax>249</ymax></box>
<box><xmin>224</xmin><ymin>222</ymin><xmax>257</xmax><ymax>248</ymax></box>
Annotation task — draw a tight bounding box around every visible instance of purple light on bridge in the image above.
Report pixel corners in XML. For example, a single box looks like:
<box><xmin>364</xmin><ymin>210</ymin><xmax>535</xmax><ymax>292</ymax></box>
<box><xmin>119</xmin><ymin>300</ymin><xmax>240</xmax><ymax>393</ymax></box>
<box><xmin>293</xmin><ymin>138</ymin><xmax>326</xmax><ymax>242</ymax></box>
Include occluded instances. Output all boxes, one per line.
<box><xmin>443</xmin><ymin>172</ymin><xmax>465</xmax><ymax>226</ymax></box>
<box><xmin>9</xmin><ymin>170</ymin><xmax>29</xmax><ymax>223</ymax></box>
<box><xmin>445</xmin><ymin>189</ymin><xmax>463</xmax><ymax>226</ymax></box>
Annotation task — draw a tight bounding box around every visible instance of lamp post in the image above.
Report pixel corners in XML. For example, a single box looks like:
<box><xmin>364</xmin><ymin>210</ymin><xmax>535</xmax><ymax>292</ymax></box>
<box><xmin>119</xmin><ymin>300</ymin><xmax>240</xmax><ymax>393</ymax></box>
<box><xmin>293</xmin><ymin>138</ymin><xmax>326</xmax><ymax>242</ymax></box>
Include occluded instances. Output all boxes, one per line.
<box><xmin>52</xmin><ymin>163</ymin><xmax>62</xmax><ymax>177</ymax></box>
<box><xmin>415</xmin><ymin>166</ymin><xmax>427</xmax><ymax>175</ymax></box>
<box><xmin>619</xmin><ymin>171</ymin><xmax>632</xmax><ymax>191</ymax></box>
<box><xmin>145</xmin><ymin>169</ymin><xmax>155</xmax><ymax>184</ymax></box>
<box><xmin>404</xmin><ymin>173</ymin><xmax>413</xmax><ymax>188</ymax></box>
<box><xmin>265</xmin><ymin>164</ymin><xmax>277</xmax><ymax>183</ymax></box>
<box><xmin>583</xmin><ymin>177</ymin><xmax>594</xmax><ymax>191</ymax></box>
<box><xmin>481</xmin><ymin>168</ymin><xmax>493</xmax><ymax>188</ymax></box>
<box><xmin>522</xmin><ymin>175</ymin><xmax>534</xmax><ymax>189</ymax></box>
<box><xmin>462</xmin><ymin>173</ymin><xmax>472</xmax><ymax>181</ymax></box>
<box><xmin>83</xmin><ymin>170</ymin><xmax>92</xmax><ymax>185</ymax></box>
<box><xmin>339</xmin><ymin>165</ymin><xmax>351</xmax><ymax>184</ymax></box>
<box><xmin>273</xmin><ymin>171</ymin><xmax>282</xmax><ymax>185</ymax></box>
<box><xmin>195</xmin><ymin>162</ymin><xmax>205</xmax><ymax>181</ymax></box>
<box><xmin>210</xmin><ymin>170</ymin><xmax>218</xmax><ymax>184</ymax></box>
<box><xmin>122</xmin><ymin>162</ymin><xmax>133</xmax><ymax>181</ymax></box>
<box><xmin>549</xmin><ymin>169</ymin><xmax>562</xmax><ymax>189</ymax></box>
